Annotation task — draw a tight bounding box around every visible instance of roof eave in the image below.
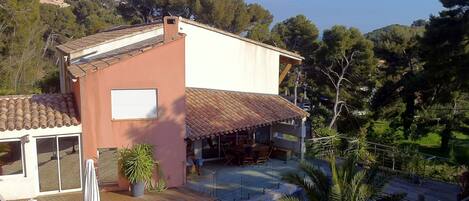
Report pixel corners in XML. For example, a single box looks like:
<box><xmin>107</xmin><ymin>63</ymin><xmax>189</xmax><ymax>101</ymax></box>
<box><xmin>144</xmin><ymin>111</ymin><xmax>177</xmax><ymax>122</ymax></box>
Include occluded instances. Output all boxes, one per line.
<box><xmin>179</xmin><ymin>18</ymin><xmax>304</xmax><ymax>61</ymax></box>
<box><xmin>56</xmin><ymin>23</ymin><xmax>163</xmax><ymax>56</ymax></box>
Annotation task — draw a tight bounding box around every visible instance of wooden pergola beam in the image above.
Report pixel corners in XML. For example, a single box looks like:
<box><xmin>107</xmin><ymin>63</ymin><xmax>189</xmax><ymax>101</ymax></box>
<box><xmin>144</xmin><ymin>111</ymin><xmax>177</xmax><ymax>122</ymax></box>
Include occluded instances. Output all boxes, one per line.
<box><xmin>279</xmin><ymin>63</ymin><xmax>293</xmax><ymax>84</ymax></box>
<box><xmin>279</xmin><ymin>55</ymin><xmax>302</xmax><ymax>84</ymax></box>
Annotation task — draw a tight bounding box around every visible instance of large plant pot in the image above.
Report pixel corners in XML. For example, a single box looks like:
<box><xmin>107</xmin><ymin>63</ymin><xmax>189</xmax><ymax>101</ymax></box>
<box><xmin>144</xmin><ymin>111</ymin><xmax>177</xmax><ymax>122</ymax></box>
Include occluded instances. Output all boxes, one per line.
<box><xmin>130</xmin><ymin>182</ymin><xmax>145</xmax><ymax>197</ymax></box>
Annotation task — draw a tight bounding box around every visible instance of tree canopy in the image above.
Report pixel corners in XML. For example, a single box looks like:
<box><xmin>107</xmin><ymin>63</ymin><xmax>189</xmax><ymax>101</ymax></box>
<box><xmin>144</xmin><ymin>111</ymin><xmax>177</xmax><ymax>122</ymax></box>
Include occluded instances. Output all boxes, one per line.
<box><xmin>367</xmin><ymin>24</ymin><xmax>425</xmax><ymax>139</ymax></box>
<box><xmin>117</xmin><ymin>0</ymin><xmax>273</xmax><ymax>35</ymax></box>
<box><xmin>315</xmin><ymin>26</ymin><xmax>377</xmax><ymax>130</ymax></box>
<box><xmin>0</xmin><ymin>0</ymin><xmax>47</xmax><ymax>94</ymax></box>
<box><xmin>418</xmin><ymin>0</ymin><xmax>469</xmax><ymax>151</ymax></box>
<box><xmin>270</xmin><ymin>15</ymin><xmax>319</xmax><ymax>63</ymax></box>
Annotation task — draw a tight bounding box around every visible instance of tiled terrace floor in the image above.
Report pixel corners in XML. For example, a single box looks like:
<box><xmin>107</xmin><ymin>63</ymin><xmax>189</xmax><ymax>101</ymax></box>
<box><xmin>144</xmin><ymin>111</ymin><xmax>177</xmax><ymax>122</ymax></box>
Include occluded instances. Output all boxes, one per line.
<box><xmin>19</xmin><ymin>188</ymin><xmax>216</xmax><ymax>201</ymax></box>
<box><xmin>186</xmin><ymin>158</ymin><xmax>459</xmax><ymax>201</ymax></box>
<box><xmin>186</xmin><ymin>159</ymin><xmax>300</xmax><ymax>201</ymax></box>
<box><xmin>383</xmin><ymin>177</ymin><xmax>459</xmax><ymax>201</ymax></box>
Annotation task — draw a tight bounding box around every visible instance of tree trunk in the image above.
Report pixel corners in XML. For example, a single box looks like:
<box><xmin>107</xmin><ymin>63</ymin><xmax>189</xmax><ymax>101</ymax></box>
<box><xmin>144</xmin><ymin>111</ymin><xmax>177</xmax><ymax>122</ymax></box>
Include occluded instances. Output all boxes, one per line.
<box><xmin>402</xmin><ymin>92</ymin><xmax>415</xmax><ymax>139</ymax></box>
<box><xmin>328</xmin><ymin>88</ymin><xmax>341</xmax><ymax>129</ymax></box>
<box><xmin>440</xmin><ymin>100</ymin><xmax>458</xmax><ymax>152</ymax></box>
<box><xmin>440</xmin><ymin>124</ymin><xmax>451</xmax><ymax>152</ymax></box>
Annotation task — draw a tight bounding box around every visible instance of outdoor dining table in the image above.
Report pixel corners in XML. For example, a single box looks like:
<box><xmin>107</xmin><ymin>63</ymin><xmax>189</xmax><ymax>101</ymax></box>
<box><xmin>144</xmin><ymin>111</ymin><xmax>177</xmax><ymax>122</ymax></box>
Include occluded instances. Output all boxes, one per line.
<box><xmin>230</xmin><ymin>143</ymin><xmax>270</xmax><ymax>165</ymax></box>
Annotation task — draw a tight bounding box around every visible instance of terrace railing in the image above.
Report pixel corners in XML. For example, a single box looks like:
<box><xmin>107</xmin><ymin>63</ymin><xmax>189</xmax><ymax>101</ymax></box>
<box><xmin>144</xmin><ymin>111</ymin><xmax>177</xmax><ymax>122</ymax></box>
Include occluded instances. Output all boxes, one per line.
<box><xmin>185</xmin><ymin>168</ymin><xmax>217</xmax><ymax>197</ymax></box>
<box><xmin>307</xmin><ymin>135</ymin><xmax>461</xmax><ymax>183</ymax></box>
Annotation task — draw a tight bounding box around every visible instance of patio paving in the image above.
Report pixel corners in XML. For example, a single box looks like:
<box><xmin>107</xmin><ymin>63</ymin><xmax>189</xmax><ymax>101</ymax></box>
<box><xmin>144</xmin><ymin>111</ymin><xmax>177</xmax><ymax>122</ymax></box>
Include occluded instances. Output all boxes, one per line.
<box><xmin>383</xmin><ymin>177</ymin><xmax>459</xmax><ymax>201</ymax></box>
<box><xmin>186</xmin><ymin>158</ymin><xmax>460</xmax><ymax>201</ymax></box>
<box><xmin>16</xmin><ymin>188</ymin><xmax>215</xmax><ymax>201</ymax></box>
<box><xmin>186</xmin><ymin>159</ymin><xmax>300</xmax><ymax>201</ymax></box>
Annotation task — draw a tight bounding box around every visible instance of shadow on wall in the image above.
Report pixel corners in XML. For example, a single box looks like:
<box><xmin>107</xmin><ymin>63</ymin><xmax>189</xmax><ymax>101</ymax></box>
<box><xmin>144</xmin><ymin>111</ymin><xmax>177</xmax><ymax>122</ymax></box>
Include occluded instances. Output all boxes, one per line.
<box><xmin>124</xmin><ymin>95</ymin><xmax>186</xmax><ymax>185</ymax></box>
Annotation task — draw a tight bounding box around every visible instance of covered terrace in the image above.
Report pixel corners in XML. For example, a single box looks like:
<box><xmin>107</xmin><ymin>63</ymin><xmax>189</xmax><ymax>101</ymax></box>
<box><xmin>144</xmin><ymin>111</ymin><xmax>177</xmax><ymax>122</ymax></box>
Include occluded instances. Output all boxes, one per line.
<box><xmin>184</xmin><ymin>87</ymin><xmax>309</xmax><ymax>200</ymax></box>
<box><xmin>185</xmin><ymin>87</ymin><xmax>309</xmax><ymax>169</ymax></box>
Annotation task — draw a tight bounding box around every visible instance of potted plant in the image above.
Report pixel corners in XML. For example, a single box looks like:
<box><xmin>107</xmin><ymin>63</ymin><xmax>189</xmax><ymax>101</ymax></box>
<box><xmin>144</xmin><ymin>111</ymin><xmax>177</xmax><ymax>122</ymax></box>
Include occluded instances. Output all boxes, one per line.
<box><xmin>119</xmin><ymin>144</ymin><xmax>155</xmax><ymax>197</ymax></box>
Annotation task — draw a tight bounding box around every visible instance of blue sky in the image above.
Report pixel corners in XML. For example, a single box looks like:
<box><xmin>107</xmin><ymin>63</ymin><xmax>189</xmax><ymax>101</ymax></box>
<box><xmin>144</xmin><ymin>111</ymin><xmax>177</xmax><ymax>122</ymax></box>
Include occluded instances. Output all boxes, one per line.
<box><xmin>245</xmin><ymin>0</ymin><xmax>444</xmax><ymax>33</ymax></box>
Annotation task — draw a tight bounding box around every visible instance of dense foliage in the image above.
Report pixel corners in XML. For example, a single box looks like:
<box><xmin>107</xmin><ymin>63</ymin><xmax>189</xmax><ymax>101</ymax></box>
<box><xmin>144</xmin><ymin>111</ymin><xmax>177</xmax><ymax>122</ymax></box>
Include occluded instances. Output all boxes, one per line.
<box><xmin>0</xmin><ymin>0</ymin><xmax>47</xmax><ymax>94</ymax></box>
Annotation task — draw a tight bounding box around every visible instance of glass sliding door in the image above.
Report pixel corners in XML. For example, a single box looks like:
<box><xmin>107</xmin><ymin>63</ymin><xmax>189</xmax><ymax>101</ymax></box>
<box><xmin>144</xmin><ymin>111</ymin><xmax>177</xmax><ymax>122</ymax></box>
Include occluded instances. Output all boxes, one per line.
<box><xmin>36</xmin><ymin>137</ymin><xmax>60</xmax><ymax>192</ymax></box>
<box><xmin>58</xmin><ymin>136</ymin><xmax>81</xmax><ymax>190</ymax></box>
<box><xmin>36</xmin><ymin>135</ymin><xmax>82</xmax><ymax>193</ymax></box>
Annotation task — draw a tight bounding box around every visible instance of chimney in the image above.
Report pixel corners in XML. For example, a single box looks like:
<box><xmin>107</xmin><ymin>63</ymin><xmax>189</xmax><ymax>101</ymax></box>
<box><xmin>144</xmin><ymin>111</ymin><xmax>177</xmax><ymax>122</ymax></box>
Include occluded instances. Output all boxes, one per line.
<box><xmin>163</xmin><ymin>16</ymin><xmax>180</xmax><ymax>43</ymax></box>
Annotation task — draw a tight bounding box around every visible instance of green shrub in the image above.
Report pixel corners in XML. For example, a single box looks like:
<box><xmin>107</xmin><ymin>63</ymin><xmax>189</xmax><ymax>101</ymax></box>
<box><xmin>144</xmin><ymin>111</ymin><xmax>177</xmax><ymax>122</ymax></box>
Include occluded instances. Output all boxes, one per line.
<box><xmin>423</xmin><ymin>162</ymin><xmax>458</xmax><ymax>182</ymax></box>
<box><xmin>118</xmin><ymin>144</ymin><xmax>155</xmax><ymax>184</ymax></box>
<box><xmin>315</xmin><ymin>127</ymin><xmax>338</xmax><ymax>137</ymax></box>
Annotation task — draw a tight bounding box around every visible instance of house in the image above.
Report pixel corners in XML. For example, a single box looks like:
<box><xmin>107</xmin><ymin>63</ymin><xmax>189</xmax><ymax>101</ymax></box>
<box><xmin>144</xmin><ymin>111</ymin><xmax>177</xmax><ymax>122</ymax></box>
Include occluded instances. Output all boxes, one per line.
<box><xmin>0</xmin><ymin>16</ymin><xmax>307</xmax><ymax>200</ymax></box>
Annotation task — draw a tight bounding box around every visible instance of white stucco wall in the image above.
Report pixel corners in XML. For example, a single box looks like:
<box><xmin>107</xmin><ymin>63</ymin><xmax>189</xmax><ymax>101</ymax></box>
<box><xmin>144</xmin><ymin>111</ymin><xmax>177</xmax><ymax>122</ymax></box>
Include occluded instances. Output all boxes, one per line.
<box><xmin>179</xmin><ymin>22</ymin><xmax>281</xmax><ymax>94</ymax></box>
<box><xmin>69</xmin><ymin>29</ymin><xmax>163</xmax><ymax>60</ymax></box>
<box><xmin>0</xmin><ymin>126</ymin><xmax>82</xmax><ymax>200</ymax></box>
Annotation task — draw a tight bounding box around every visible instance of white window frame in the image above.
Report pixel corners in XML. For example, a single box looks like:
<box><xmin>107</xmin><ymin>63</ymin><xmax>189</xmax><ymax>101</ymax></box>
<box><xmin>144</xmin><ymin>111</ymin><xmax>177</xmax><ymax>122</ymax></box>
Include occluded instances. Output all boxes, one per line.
<box><xmin>36</xmin><ymin>133</ymin><xmax>83</xmax><ymax>195</ymax></box>
<box><xmin>0</xmin><ymin>139</ymin><xmax>25</xmax><ymax>178</ymax></box>
<box><xmin>111</xmin><ymin>89</ymin><xmax>158</xmax><ymax>120</ymax></box>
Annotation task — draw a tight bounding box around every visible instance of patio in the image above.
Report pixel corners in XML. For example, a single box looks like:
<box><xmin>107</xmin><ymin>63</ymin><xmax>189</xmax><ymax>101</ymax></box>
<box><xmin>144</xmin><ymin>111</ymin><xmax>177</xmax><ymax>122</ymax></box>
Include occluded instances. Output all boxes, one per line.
<box><xmin>383</xmin><ymin>177</ymin><xmax>459</xmax><ymax>201</ymax></box>
<box><xmin>16</xmin><ymin>187</ymin><xmax>216</xmax><ymax>201</ymax></box>
<box><xmin>186</xmin><ymin>158</ymin><xmax>459</xmax><ymax>201</ymax></box>
<box><xmin>185</xmin><ymin>159</ymin><xmax>302</xmax><ymax>201</ymax></box>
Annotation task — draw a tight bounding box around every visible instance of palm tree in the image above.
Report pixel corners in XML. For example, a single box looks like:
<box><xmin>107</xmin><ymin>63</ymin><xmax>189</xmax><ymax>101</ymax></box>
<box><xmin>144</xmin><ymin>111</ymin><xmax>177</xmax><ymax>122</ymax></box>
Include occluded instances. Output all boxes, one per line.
<box><xmin>281</xmin><ymin>156</ymin><xmax>377</xmax><ymax>201</ymax></box>
<box><xmin>329</xmin><ymin>157</ymin><xmax>372</xmax><ymax>201</ymax></box>
<box><xmin>282</xmin><ymin>161</ymin><xmax>331</xmax><ymax>201</ymax></box>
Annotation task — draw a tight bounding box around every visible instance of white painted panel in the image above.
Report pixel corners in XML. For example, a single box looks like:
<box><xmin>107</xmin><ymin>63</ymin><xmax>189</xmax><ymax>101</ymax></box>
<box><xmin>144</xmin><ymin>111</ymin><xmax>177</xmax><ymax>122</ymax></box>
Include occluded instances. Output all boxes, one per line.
<box><xmin>111</xmin><ymin>89</ymin><xmax>157</xmax><ymax>120</ymax></box>
<box><xmin>69</xmin><ymin>29</ymin><xmax>163</xmax><ymax>60</ymax></box>
<box><xmin>179</xmin><ymin>22</ymin><xmax>280</xmax><ymax>94</ymax></box>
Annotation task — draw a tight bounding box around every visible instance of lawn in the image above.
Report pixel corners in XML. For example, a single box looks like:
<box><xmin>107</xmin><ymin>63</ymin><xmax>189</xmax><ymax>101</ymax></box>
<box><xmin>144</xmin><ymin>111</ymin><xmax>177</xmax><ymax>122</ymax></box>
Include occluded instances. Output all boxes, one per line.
<box><xmin>399</xmin><ymin>131</ymin><xmax>469</xmax><ymax>164</ymax></box>
<box><xmin>370</xmin><ymin>121</ymin><xmax>469</xmax><ymax>165</ymax></box>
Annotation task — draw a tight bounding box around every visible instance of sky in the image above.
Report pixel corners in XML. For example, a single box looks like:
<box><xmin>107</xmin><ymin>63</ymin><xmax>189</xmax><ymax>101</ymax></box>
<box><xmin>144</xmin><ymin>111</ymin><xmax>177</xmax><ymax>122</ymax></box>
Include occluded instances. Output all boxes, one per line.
<box><xmin>245</xmin><ymin>0</ymin><xmax>444</xmax><ymax>33</ymax></box>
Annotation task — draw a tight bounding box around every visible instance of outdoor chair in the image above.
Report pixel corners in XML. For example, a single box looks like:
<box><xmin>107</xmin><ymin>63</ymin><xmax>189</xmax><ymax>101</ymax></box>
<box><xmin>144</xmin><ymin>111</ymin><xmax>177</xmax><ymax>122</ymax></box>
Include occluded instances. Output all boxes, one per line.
<box><xmin>256</xmin><ymin>145</ymin><xmax>273</xmax><ymax>164</ymax></box>
<box><xmin>242</xmin><ymin>154</ymin><xmax>256</xmax><ymax>165</ymax></box>
<box><xmin>221</xmin><ymin>145</ymin><xmax>236</xmax><ymax>165</ymax></box>
<box><xmin>241</xmin><ymin>146</ymin><xmax>256</xmax><ymax>165</ymax></box>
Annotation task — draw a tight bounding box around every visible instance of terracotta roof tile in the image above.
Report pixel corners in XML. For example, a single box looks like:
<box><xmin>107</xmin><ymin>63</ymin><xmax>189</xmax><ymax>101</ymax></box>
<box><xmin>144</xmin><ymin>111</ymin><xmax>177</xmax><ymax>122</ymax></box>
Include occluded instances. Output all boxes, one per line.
<box><xmin>186</xmin><ymin>88</ymin><xmax>308</xmax><ymax>140</ymax></box>
<box><xmin>0</xmin><ymin>94</ymin><xmax>80</xmax><ymax>132</ymax></box>
<box><xmin>57</xmin><ymin>23</ymin><xmax>162</xmax><ymax>54</ymax></box>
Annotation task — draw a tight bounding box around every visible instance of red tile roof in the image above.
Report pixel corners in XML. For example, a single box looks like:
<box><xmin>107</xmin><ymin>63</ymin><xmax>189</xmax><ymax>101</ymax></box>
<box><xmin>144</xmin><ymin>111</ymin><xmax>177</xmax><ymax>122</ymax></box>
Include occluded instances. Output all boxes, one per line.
<box><xmin>186</xmin><ymin>88</ymin><xmax>308</xmax><ymax>140</ymax></box>
<box><xmin>0</xmin><ymin>94</ymin><xmax>80</xmax><ymax>132</ymax></box>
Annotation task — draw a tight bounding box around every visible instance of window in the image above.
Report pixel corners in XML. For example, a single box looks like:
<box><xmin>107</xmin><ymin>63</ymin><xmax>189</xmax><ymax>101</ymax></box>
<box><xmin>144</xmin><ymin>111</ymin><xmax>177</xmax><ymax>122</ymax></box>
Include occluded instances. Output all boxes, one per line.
<box><xmin>111</xmin><ymin>89</ymin><xmax>158</xmax><ymax>120</ymax></box>
<box><xmin>0</xmin><ymin>140</ymin><xmax>23</xmax><ymax>176</ymax></box>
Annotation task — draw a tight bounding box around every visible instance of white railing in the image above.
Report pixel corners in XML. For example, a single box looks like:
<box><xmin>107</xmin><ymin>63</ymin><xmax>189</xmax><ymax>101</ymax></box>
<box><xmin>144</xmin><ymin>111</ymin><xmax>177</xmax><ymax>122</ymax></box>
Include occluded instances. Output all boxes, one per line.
<box><xmin>306</xmin><ymin>135</ymin><xmax>460</xmax><ymax>183</ymax></box>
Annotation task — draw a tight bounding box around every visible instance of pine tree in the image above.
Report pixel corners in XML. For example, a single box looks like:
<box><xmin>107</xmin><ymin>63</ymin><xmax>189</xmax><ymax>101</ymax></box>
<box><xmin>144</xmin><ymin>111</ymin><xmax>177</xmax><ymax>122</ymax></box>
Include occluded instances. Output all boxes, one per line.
<box><xmin>0</xmin><ymin>0</ymin><xmax>47</xmax><ymax>94</ymax></box>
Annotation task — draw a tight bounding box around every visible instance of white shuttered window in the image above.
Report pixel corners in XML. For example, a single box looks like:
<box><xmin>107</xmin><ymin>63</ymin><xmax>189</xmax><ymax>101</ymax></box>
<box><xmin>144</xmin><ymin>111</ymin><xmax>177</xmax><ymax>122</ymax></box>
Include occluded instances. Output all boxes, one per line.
<box><xmin>111</xmin><ymin>89</ymin><xmax>157</xmax><ymax>120</ymax></box>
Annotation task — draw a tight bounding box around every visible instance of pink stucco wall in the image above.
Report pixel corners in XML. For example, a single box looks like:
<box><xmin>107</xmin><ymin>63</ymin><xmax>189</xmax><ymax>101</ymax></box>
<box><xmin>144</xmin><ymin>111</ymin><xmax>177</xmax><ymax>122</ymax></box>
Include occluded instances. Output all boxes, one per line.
<box><xmin>74</xmin><ymin>37</ymin><xmax>186</xmax><ymax>188</ymax></box>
